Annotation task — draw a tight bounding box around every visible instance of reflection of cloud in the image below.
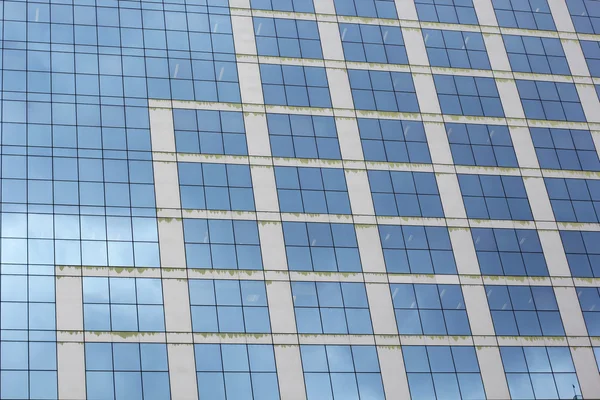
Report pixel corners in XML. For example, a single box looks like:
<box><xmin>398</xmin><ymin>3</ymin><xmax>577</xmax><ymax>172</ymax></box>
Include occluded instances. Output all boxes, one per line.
<box><xmin>81</xmin><ymin>216</ymin><xmax>107</xmax><ymax>240</ymax></box>
<box><xmin>2</xmin><ymin>213</ymin><xmax>27</xmax><ymax>238</ymax></box>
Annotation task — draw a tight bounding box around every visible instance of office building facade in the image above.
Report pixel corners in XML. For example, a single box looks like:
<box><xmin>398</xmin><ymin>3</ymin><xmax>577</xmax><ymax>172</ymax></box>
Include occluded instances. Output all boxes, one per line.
<box><xmin>2</xmin><ymin>0</ymin><xmax>600</xmax><ymax>398</ymax></box>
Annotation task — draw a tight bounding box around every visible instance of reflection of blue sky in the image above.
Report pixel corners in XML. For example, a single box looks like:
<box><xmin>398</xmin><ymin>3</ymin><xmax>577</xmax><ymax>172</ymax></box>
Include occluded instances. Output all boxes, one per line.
<box><xmin>502</xmin><ymin>346</ymin><xmax>581</xmax><ymax>399</ymax></box>
<box><xmin>0</xmin><ymin>212</ymin><xmax>159</xmax><ymax>266</ymax></box>
<box><xmin>83</xmin><ymin>277</ymin><xmax>165</xmax><ymax>331</ymax></box>
<box><xmin>302</xmin><ymin>345</ymin><xmax>385</xmax><ymax>400</ymax></box>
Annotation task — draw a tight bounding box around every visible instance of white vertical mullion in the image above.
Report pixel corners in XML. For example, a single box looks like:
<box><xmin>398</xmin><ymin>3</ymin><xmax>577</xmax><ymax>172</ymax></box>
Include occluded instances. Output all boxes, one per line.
<box><xmin>326</xmin><ymin>67</ymin><xmax>354</xmax><ymax>110</ymax></box>
<box><xmin>259</xmin><ymin>221</ymin><xmax>288</xmax><ymax>271</ymax></box>
<box><xmin>523</xmin><ymin>177</ymin><xmax>555</xmax><ymax>222</ymax></box>
<box><xmin>163</xmin><ymin>278</ymin><xmax>193</xmax><ymax>333</ymax></box>
<box><xmin>484</xmin><ymin>33</ymin><xmax>511</xmax><ymax>71</ymax></box>
<box><xmin>318</xmin><ymin>21</ymin><xmax>344</xmax><ymax>61</ymax></box>
<box><xmin>57</xmin><ymin>343</ymin><xmax>87</xmax><ymax>400</ymax></box>
<box><xmin>562</xmin><ymin>39</ymin><xmax>591</xmax><ymax>77</ymax></box>
<box><xmin>251</xmin><ymin>165</ymin><xmax>280</xmax><ymax>214</ymax></box>
<box><xmin>547</xmin><ymin>0</ymin><xmax>576</xmax><ymax>32</ymax></box>
<box><xmin>554</xmin><ymin>286</ymin><xmax>589</xmax><ymax>337</ymax></box>
<box><xmin>238</xmin><ymin>62</ymin><xmax>265</xmax><ymax>105</ymax></box>
<box><xmin>571</xmin><ymin>346</ymin><xmax>600</xmax><ymax>398</ymax></box>
<box><xmin>576</xmin><ymin>83</ymin><xmax>600</xmax><ymax>124</ymax></box>
<box><xmin>149</xmin><ymin>107</ymin><xmax>176</xmax><ymax>153</ymax></box>
<box><xmin>449</xmin><ymin>228</ymin><xmax>481</xmax><ymax>275</ymax></box>
<box><xmin>366</xmin><ymin>283</ymin><xmax>398</xmax><ymax>335</ymax></box>
<box><xmin>508</xmin><ymin>126</ymin><xmax>539</xmax><ymax>169</ymax></box>
<box><xmin>275</xmin><ymin>345</ymin><xmax>307</xmax><ymax>400</ymax></box>
<box><xmin>356</xmin><ymin>225</ymin><xmax>386</xmax><ymax>273</ymax></box>
<box><xmin>56</xmin><ymin>276</ymin><xmax>83</xmax><ymax>332</ymax></box>
<box><xmin>229</xmin><ymin>0</ymin><xmax>250</xmax><ymax>9</ymax></box>
<box><xmin>436</xmin><ymin>172</ymin><xmax>468</xmax><ymax>219</ymax></box>
<box><xmin>378</xmin><ymin>346</ymin><xmax>412</xmax><ymax>399</ymax></box>
<box><xmin>244</xmin><ymin>112</ymin><xmax>272</xmax><ymax>157</ymax></box>
<box><xmin>266</xmin><ymin>281</ymin><xmax>297</xmax><ymax>333</ymax></box>
<box><xmin>403</xmin><ymin>27</ymin><xmax>429</xmax><ymax>66</ymax></box>
<box><xmin>424</xmin><ymin>122</ymin><xmax>453</xmax><ymax>165</ymax></box>
<box><xmin>231</xmin><ymin>15</ymin><xmax>257</xmax><ymax>56</ymax></box>
<box><xmin>538</xmin><ymin>230</ymin><xmax>572</xmax><ymax>277</ymax></box>
<box><xmin>394</xmin><ymin>0</ymin><xmax>418</xmax><ymax>20</ymax></box>
<box><xmin>592</xmin><ymin>130</ymin><xmax>600</xmax><ymax>157</ymax></box>
<box><xmin>345</xmin><ymin>169</ymin><xmax>375</xmax><ymax>217</ymax></box>
<box><xmin>231</xmin><ymin>10</ymin><xmax>264</xmax><ymax>106</ymax></box>
<box><xmin>476</xmin><ymin>346</ymin><xmax>511</xmax><ymax>400</ymax></box>
<box><xmin>472</xmin><ymin>0</ymin><xmax>499</xmax><ymax>27</ymax></box>
<box><xmin>496</xmin><ymin>78</ymin><xmax>526</xmax><ymax>120</ymax></box>
<box><xmin>462</xmin><ymin>284</ymin><xmax>495</xmax><ymax>336</ymax></box>
<box><xmin>336</xmin><ymin>117</ymin><xmax>364</xmax><ymax>161</ymax></box>
<box><xmin>167</xmin><ymin>344</ymin><xmax>199</xmax><ymax>400</ymax></box>
<box><xmin>56</xmin><ymin>276</ymin><xmax>86</xmax><ymax>400</ymax></box>
<box><xmin>314</xmin><ymin>0</ymin><xmax>336</xmax><ymax>15</ymax></box>
<box><xmin>413</xmin><ymin>73</ymin><xmax>442</xmax><ymax>115</ymax></box>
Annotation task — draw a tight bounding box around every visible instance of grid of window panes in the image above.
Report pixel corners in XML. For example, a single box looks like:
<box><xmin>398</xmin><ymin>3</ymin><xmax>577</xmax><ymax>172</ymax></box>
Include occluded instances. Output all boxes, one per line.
<box><xmin>560</xmin><ymin>230</ymin><xmax>600</xmax><ymax>278</ymax></box>
<box><xmin>379</xmin><ymin>225</ymin><xmax>457</xmax><ymax>274</ymax></box>
<box><xmin>500</xmin><ymin>347</ymin><xmax>581</xmax><ymax>400</ymax></box>
<box><xmin>3</xmin><ymin>212</ymin><xmax>159</xmax><ymax>268</ymax></box>
<box><xmin>471</xmin><ymin>228</ymin><xmax>549</xmax><ymax>276</ymax></box>
<box><xmin>188</xmin><ymin>279</ymin><xmax>270</xmax><ymax>334</ymax></box>
<box><xmin>195</xmin><ymin>344</ymin><xmax>280</xmax><ymax>400</ymax></box>
<box><xmin>348</xmin><ymin>70</ymin><xmax>420</xmax><ymax>112</ymax></box>
<box><xmin>251</xmin><ymin>0</ymin><xmax>314</xmax><ymax>12</ymax></box>
<box><xmin>253</xmin><ymin>17</ymin><xmax>323</xmax><ymax>59</ymax></box>
<box><xmin>516</xmin><ymin>80</ymin><xmax>586</xmax><ymax>122</ymax></box>
<box><xmin>333</xmin><ymin>0</ymin><xmax>398</xmax><ymax>18</ymax></box>
<box><xmin>266</xmin><ymin>114</ymin><xmax>341</xmax><ymax>160</ymax></box>
<box><xmin>446</xmin><ymin>123</ymin><xmax>518</xmax><ymax>167</ymax></box>
<box><xmin>1</xmin><ymin>338</ymin><xmax>57</xmax><ymax>400</ymax></box>
<box><xmin>283</xmin><ymin>222</ymin><xmax>361</xmax><ymax>272</ymax></box>
<box><xmin>423</xmin><ymin>29</ymin><xmax>491</xmax><ymax>70</ymax></box>
<box><xmin>260</xmin><ymin>64</ymin><xmax>332</xmax><ymax>108</ymax></box>
<box><xmin>0</xmin><ymin>155</ymin><xmax>160</xmax><ymax>267</ymax></box>
<box><xmin>486</xmin><ymin>285</ymin><xmax>565</xmax><ymax>336</ymax></box>
<box><xmin>339</xmin><ymin>23</ymin><xmax>408</xmax><ymax>64</ymax></box>
<box><xmin>0</xmin><ymin>274</ymin><xmax>56</xmax><ymax>336</ymax></box>
<box><xmin>173</xmin><ymin>109</ymin><xmax>248</xmax><ymax>156</ymax></box>
<box><xmin>531</xmin><ymin>128</ymin><xmax>600</xmax><ymax>171</ymax></box>
<box><xmin>503</xmin><ymin>35</ymin><xmax>570</xmax><ymax>75</ymax></box>
<box><xmin>82</xmin><ymin>277</ymin><xmax>165</xmax><ymax>332</ymax></box>
<box><xmin>580</xmin><ymin>40</ymin><xmax>600</xmax><ymax>77</ymax></box>
<box><xmin>390</xmin><ymin>284</ymin><xmax>471</xmax><ymax>335</ymax></box>
<box><xmin>576</xmin><ymin>287</ymin><xmax>600</xmax><ymax>336</ymax></box>
<box><xmin>291</xmin><ymin>282</ymin><xmax>373</xmax><ymax>334</ymax></box>
<box><xmin>492</xmin><ymin>0</ymin><xmax>556</xmax><ymax>30</ymax></box>
<box><xmin>274</xmin><ymin>167</ymin><xmax>352</xmax><ymax>214</ymax></box>
<box><xmin>178</xmin><ymin>162</ymin><xmax>255</xmax><ymax>211</ymax></box>
<box><xmin>183</xmin><ymin>219</ymin><xmax>263</xmax><ymax>270</ymax></box>
<box><xmin>434</xmin><ymin>75</ymin><xmax>504</xmax><ymax>117</ymax></box>
<box><xmin>403</xmin><ymin>346</ymin><xmax>486</xmax><ymax>400</ymax></box>
<box><xmin>3</xmin><ymin>1</ymin><xmax>241</xmax><ymax>103</ymax></box>
<box><xmin>368</xmin><ymin>170</ymin><xmax>444</xmax><ymax>217</ymax></box>
<box><xmin>1</xmin><ymin>153</ymin><xmax>156</xmax><ymax>209</ymax></box>
<box><xmin>458</xmin><ymin>174</ymin><xmax>534</xmax><ymax>220</ymax></box>
<box><xmin>359</xmin><ymin>118</ymin><xmax>431</xmax><ymax>163</ymax></box>
<box><xmin>545</xmin><ymin>177</ymin><xmax>600</xmax><ymax>223</ymax></box>
<box><xmin>85</xmin><ymin>343</ymin><xmax>170</xmax><ymax>400</ymax></box>
<box><xmin>414</xmin><ymin>0</ymin><xmax>478</xmax><ymax>25</ymax></box>
<box><xmin>7</xmin><ymin>0</ymin><xmax>600</xmax><ymax>396</ymax></box>
<box><xmin>566</xmin><ymin>0</ymin><xmax>600</xmax><ymax>34</ymax></box>
<box><xmin>0</xmin><ymin>268</ymin><xmax>57</xmax><ymax>398</ymax></box>
<box><xmin>300</xmin><ymin>345</ymin><xmax>385</xmax><ymax>400</ymax></box>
